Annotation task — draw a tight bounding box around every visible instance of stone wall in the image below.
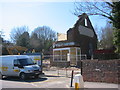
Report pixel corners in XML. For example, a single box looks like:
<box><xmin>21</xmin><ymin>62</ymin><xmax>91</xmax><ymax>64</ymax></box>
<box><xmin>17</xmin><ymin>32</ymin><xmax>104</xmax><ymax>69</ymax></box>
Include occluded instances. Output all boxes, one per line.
<box><xmin>82</xmin><ymin>60</ymin><xmax>120</xmax><ymax>84</ymax></box>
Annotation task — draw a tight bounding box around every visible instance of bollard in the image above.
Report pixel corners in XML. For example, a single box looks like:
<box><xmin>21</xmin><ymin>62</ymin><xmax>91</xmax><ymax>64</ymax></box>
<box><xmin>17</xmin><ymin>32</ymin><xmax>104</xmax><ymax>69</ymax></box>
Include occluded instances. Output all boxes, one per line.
<box><xmin>70</xmin><ymin>70</ymin><xmax>74</xmax><ymax>87</ymax></box>
<box><xmin>74</xmin><ymin>74</ymin><xmax>84</xmax><ymax>90</ymax></box>
<box><xmin>81</xmin><ymin>61</ymin><xmax>83</xmax><ymax>75</ymax></box>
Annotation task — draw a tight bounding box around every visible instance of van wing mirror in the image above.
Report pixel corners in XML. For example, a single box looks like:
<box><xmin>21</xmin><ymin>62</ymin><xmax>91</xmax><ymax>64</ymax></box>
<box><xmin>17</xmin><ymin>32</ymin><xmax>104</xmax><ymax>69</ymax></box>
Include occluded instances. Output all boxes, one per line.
<box><xmin>18</xmin><ymin>65</ymin><xmax>23</xmax><ymax>68</ymax></box>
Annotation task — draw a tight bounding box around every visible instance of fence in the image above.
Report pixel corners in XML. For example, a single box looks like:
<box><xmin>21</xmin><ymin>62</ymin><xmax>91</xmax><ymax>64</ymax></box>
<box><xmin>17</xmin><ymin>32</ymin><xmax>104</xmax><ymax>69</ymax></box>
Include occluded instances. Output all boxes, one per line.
<box><xmin>42</xmin><ymin>54</ymin><xmax>87</xmax><ymax>67</ymax></box>
<box><xmin>53</xmin><ymin>54</ymin><xmax>87</xmax><ymax>61</ymax></box>
<box><xmin>42</xmin><ymin>55</ymin><xmax>82</xmax><ymax>77</ymax></box>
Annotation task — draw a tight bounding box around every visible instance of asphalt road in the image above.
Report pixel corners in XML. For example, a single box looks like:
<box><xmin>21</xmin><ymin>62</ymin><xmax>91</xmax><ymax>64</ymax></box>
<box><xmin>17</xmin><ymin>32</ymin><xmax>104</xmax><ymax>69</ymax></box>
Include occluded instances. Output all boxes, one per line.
<box><xmin>1</xmin><ymin>75</ymin><xmax>71</xmax><ymax>88</ymax></box>
<box><xmin>0</xmin><ymin>70</ymin><xmax>119</xmax><ymax>89</ymax></box>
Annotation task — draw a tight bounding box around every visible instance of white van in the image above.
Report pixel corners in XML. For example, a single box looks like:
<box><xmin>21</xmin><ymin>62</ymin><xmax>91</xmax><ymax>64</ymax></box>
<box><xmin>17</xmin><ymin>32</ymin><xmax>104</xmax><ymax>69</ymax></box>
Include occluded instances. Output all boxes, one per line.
<box><xmin>0</xmin><ymin>55</ymin><xmax>41</xmax><ymax>80</ymax></box>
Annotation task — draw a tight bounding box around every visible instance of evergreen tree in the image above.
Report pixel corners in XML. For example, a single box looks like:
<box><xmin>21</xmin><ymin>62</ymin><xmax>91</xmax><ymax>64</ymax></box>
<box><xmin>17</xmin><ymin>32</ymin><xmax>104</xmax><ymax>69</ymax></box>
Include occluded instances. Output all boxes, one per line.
<box><xmin>16</xmin><ymin>32</ymin><xmax>30</xmax><ymax>48</ymax></box>
<box><xmin>112</xmin><ymin>2</ymin><xmax>120</xmax><ymax>53</ymax></box>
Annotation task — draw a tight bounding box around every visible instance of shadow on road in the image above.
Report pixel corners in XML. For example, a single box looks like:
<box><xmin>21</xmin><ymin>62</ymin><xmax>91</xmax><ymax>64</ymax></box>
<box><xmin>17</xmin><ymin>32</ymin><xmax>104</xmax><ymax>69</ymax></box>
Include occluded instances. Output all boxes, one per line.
<box><xmin>2</xmin><ymin>76</ymin><xmax>47</xmax><ymax>83</ymax></box>
<box><xmin>45</xmin><ymin>75</ymin><xmax>60</xmax><ymax>77</ymax></box>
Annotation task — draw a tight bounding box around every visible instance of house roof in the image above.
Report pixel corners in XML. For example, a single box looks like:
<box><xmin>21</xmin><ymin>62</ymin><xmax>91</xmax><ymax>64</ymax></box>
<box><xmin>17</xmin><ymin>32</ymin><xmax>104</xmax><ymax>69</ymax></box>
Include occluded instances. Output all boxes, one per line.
<box><xmin>73</xmin><ymin>13</ymin><xmax>97</xmax><ymax>38</ymax></box>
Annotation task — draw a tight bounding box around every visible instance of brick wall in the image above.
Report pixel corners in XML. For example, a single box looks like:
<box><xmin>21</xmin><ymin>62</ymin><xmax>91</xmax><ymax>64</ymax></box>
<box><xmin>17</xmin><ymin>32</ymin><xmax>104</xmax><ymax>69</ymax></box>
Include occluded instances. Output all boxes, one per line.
<box><xmin>82</xmin><ymin>60</ymin><xmax>120</xmax><ymax>84</ymax></box>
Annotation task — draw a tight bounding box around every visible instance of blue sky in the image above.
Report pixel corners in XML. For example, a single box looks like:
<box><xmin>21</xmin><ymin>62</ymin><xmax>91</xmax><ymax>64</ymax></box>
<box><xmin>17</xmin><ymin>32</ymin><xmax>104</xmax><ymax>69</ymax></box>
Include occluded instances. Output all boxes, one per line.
<box><xmin>0</xmin><ymin>1</ymin><xmax>107</xmax><ymax>40</ymax></box>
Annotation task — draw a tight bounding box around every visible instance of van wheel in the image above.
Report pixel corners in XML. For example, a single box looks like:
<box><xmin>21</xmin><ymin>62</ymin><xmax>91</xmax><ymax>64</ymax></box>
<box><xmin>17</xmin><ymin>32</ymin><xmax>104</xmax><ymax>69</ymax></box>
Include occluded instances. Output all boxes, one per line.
<box><xmin>20</xmin><ymin>73</ymin><xmax>26</xmax><ymax>80</ymax></box>
<box><xmin>0</xmin><ymin>72</ymin><xmax>3</xmax><ymax>79</ymax></box>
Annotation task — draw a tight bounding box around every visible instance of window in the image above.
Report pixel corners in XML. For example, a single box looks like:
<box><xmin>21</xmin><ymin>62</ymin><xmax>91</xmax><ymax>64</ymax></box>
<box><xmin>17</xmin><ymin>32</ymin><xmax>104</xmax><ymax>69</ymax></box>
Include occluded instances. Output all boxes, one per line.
<box><xmin>14</xmin><ymin>60</ymin><xmax>20</xmax><ymax>66</ymax></box>
<box><xmin>18</xmin><ymin>58</ymin><xmax>35</xmax><ymax>66</ymax></box>
<box><xmin>14</xmin><ymin>58</ymin><xmax>35</xmax><ymax>66</ymax></box>
<box><xmin>85</xmin><ymin>19</ymin><xmax>87</xmax><ymax>26</ymax></box>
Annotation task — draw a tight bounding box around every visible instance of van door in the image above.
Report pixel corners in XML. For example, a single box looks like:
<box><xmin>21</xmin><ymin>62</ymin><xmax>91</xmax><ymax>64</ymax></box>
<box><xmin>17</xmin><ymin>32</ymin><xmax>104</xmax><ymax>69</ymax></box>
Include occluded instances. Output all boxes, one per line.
<box><xmin>1</xmin><ymin>57</ymin><xmax>12</xmax><ymax>76</ymax></box>
<box><xmin>11</xmin><ymin>59</ymin><xmax>20</xmax><ymax>76</ymax></box>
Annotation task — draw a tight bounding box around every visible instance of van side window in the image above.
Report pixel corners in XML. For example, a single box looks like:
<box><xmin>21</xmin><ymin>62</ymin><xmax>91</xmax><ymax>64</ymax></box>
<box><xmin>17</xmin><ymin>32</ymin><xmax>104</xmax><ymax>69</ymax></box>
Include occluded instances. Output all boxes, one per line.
<box><xmin>14</xmin><ymin>60</ymin><xmax>20</xmax><ymax>66</ymax></box>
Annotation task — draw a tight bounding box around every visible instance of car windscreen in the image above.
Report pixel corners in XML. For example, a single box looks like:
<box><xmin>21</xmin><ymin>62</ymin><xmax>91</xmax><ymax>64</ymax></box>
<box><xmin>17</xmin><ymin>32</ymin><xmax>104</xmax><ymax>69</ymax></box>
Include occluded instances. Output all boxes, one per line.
<box><xmin>18</xmin><ymin>58</ymin><xmax>35</xmax><ymax>66</ymax></box>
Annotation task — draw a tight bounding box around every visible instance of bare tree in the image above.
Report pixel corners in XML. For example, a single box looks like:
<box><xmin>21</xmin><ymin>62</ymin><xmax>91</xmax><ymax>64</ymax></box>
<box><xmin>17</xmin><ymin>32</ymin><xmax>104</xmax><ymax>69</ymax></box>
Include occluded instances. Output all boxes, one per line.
<box><xmin>10</xmin><ymin>26</ymin><xmax>29</xmax><ymax>44</ymax></box>
<box><xmin>98</xmin><ymin>23</ymin><xmax>114</xmax><ymax>49</ymax></box>
<box><xmin>94</xmin><ymin>25</ymin><xmax>102</xmax><ymax>40</ymax></box>
<box><xmin>0</xmin><ymin>31</ymin><xmax>4</xmax><ymax>44</ymax></box>
<box><xmin>30</xmin><ymin>32</ymin><xmax>40</xmax><ymax>52</ymax></box>
<box><xmin>32</xmin><ymin>26</ymin><xmax>57</xmax><ymax>53</ymax></box>
<box><xmin>74</xmin><ymin>1</ymin><xmax>119</xmax><ymax>21</ymax></box>
<box><xmin>34</xmin><ymin>26</ymin><xmax>57</xmax><ymax>41</ymax></box>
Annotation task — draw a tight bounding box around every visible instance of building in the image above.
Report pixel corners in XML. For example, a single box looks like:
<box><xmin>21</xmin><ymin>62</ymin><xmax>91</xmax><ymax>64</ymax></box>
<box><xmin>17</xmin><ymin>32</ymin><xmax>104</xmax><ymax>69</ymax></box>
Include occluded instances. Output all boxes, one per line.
<box><xmin>53</xmin><ymin>13</ymin><xmax>97</xmax><ymax>66</ymax></box>
<box><xmin>57</xmin><ymin>33</ymin><xmax>67</xmax><ymax>41</ymax></box>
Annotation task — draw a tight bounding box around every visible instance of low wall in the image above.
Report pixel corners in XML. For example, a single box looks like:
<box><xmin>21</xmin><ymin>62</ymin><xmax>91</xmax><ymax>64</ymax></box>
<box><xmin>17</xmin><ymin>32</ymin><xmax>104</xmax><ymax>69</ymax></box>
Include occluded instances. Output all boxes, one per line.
<box><xmin>82</xmin><ymin>59</ymin><xmax>120</xmax><ymax>84</ymax></box>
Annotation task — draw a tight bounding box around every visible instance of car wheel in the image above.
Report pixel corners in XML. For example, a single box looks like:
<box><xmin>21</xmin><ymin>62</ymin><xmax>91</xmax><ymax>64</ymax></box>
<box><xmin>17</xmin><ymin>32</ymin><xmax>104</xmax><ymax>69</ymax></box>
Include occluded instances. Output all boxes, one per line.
<box><xmin>20</xmin><ymin>73</ymin><xmax>26</xmax><ymax>80</ymax></box>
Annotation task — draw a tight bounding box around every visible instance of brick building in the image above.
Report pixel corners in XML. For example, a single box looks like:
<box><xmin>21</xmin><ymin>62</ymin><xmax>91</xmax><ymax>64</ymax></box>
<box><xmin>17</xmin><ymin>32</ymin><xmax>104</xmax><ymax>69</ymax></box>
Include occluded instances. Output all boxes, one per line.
<box><xmin>53</xmin><ymin>13</ymin><xmax>97</xmax><ymax>66</ymax></box>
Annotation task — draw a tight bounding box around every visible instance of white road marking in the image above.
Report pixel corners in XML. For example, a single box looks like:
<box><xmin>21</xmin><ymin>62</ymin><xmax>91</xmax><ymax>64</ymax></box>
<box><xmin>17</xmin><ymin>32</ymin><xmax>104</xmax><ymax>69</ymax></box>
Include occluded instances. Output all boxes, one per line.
<box><xmin>66</xmin><ymin>85</ymin><xmax>70</xmax><ymax>88</ymax></box>
<box><xmin>31</xmin><ymin>83</ymin><xmax>39</xmax><ymax>88</ymax></box>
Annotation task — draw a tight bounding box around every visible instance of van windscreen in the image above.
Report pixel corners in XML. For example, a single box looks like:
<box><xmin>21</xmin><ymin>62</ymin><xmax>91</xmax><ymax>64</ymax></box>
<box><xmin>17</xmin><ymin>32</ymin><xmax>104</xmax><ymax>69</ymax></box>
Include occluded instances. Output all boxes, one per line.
<box><xmin>18</xmin><ymin>58</ymin><xmax>35</xmax><ymax>66</ymax></box>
